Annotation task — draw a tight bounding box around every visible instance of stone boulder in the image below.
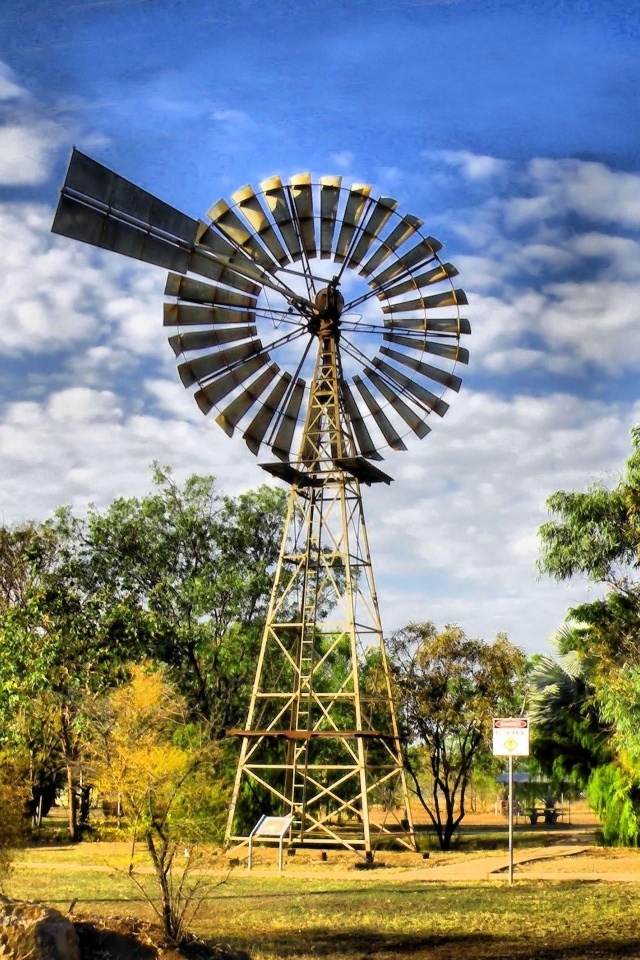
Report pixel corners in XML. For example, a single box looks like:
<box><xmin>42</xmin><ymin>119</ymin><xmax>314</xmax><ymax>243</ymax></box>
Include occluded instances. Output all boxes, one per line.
<box><xmin>0</xmin><ymin>897</ymin><xmax>80</xmax><ymax>960</ymax></box>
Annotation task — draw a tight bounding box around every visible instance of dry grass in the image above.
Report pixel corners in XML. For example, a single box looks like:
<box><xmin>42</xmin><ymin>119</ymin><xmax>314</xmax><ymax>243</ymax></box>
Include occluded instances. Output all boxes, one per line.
<box><xmin>6</xmin><ymin>840</ymin><xmax>640</xmax><ymax>959</ymax></box>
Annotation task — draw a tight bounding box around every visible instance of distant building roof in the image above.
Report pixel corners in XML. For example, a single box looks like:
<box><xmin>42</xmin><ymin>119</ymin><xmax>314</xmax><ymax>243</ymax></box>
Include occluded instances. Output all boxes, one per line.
<box><xmin>495</xmin><ymin>772</ymin><xmax>551</xmax><ymax>785</ymax></box>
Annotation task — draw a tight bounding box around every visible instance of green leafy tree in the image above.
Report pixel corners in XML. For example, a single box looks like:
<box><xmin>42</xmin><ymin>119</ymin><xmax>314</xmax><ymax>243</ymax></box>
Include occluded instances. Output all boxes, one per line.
<box><xmin>389</xmin><ymin>622</ymin><xmax>526</xmax><ymax>850</ymax></box>
<box><xmin>536</xmin><ymin>426</ymin><xmax>640</xmax><ymax>844</ymax></box>
<box><xmin>58</xmin><ymin>465</ymin><xmax>287</xmax><ymax>730</ymax></box>
<box><xmin>0</xmin><ymin>519</ymin><xmax>130</xmax><ymax>839</ymax></box>
<box><xmin>0</xmin><ymin>535</ymin><xmax>126</xmax><ymax>840</ymax></box>
<box><xmin>0</xmin><ymin>523</ymin><xmax>65</xmax><ymax>822</ymax></box>
<box><xmin>527</xmin><ymin>626</ymin><xmax>612</xmax><ymax>788</ymax></box>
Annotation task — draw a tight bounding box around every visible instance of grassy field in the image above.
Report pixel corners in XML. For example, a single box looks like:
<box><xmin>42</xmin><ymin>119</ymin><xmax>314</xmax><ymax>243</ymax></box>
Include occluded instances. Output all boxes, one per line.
<box><xmin>6</xmin><ymin>843</ymin><xmax>640</xmax><ymax>959</ymax></box>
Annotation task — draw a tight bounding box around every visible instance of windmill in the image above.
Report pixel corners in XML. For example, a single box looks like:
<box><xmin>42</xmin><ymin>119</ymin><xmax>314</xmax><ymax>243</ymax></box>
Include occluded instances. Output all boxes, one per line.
<box><xmin>52</xmin><ymin>151</ymin><xmax>469</xmax><ymax>856</ymax></box>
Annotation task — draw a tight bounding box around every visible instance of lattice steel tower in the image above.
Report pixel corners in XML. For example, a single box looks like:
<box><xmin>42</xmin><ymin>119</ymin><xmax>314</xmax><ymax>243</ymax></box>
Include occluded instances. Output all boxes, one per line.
<box><xmin>52</xmin><ymin>154</ymin><xmax>470</xmax><ymax>855</ymax></box>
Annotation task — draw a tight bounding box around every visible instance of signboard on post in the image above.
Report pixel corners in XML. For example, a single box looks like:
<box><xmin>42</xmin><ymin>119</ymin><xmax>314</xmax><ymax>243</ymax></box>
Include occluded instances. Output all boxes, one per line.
<box><xmin>492</xmin><ymin>717</ymin><xmax>530</xmax><ymax>886</ymax></box>
<box><xmin>248</xmin><ymin>814</ymin><xmax>294</xmax><ymax>873</ymax></box>
<box><xmin>492</xmin><ymin>717</ymin><xmax>530</xmax><ymax>757</ymax></box>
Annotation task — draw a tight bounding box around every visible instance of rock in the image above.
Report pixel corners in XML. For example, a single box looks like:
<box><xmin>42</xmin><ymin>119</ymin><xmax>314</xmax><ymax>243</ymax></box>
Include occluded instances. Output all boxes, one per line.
<box><xmin>0</xmin><ymin>897</ymin><xmax>80</xmax><ymax>960</ymax></box>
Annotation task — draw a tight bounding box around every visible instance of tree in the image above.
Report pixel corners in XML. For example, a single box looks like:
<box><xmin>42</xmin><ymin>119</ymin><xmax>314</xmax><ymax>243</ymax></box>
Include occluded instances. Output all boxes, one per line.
<box><xmin>536</xmin><ymin>426</ymin><xmax>640</xmax><ymax>844</ymax></box>
<box><xmin>89</xmin><ymin>663</ymin><xmax>228</xmax><ymax>944</ymax></box>
<box><xmin>538</xmin><ymin>425</ymin><xmax>640</xmax><ymax>602</ymax></box>
<box><xmin>389</xmin><ymin>622</ymin><xmax>526</xmax><ymax>850</ymax></box>
<box><xmin>0</xmin><ymin>524</ymin><xmax>63</xmax><ymax>822</ymax></box>
<box><xmin>0</xmin><ymin>468</ymin><xmax>289</xmax><ymax>839</ymax></box>
<box><xmin>527</xmin><ymin>626</ymin><xmax>612</xmax><ymax>785</ymax></box>
<box><xmin>58</xmin><ymin>465</ymin><xmax>288</xmax><ymax>730</ymax></box>
<box><xmin>0</xmin><ymin>521</ymin><xmax>126</xmax><ymax>840</ymax></box>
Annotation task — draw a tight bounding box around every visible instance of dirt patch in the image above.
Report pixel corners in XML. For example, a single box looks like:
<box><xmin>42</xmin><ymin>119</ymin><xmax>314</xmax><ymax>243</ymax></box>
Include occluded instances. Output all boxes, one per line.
<box><xmin>516</xmin><ymin>847</ymin><xmax>640</xmax><ymax>876</ymax></box>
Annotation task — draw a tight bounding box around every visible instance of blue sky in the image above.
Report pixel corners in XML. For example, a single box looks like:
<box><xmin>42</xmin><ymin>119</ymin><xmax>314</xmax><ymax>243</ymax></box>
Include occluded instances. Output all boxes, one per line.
<box><xmin>1</xmin><ymin>0</ymin><xmax>639</xmax><ymax>652</ymax></box>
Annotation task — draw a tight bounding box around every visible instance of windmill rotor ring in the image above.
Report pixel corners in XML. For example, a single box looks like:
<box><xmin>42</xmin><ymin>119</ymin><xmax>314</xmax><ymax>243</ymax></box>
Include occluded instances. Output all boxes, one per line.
<box><xmin>163</xmin><ymin>175</ymin><xmax>470</xmax><ymax>462</ymax></box>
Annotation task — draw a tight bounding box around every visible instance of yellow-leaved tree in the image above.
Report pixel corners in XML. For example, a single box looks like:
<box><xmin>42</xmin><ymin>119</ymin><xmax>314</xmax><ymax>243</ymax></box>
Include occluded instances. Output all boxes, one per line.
<box><xmin>90</xmin><ymin>663</ymin><xmax>229</xmax><ymax>944</ymax></box>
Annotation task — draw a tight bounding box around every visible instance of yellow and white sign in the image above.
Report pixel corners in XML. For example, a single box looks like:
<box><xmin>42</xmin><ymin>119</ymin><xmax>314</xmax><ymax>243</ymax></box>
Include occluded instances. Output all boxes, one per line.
<box><xmin>492</xmin><ymin>717</ymin><xmax>530</xmax><ymax>757</ymax></box>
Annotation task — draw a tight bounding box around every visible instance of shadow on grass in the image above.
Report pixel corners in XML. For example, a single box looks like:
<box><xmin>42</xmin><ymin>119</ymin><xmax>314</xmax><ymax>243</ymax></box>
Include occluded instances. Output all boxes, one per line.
<box><xmin>214</xmin><ymin>928</ymin><xmax>640</xmax><ymax>960</ymax></box>
<box><xmin>75</xmin><ymin>919</ymin><xmax>157</xmax><ymax>959</ymax></box>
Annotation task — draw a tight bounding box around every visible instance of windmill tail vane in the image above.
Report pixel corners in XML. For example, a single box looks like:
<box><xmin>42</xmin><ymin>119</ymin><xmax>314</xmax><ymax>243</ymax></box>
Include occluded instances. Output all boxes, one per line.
<box><xmin>52</xmin><ymin>149</ymin><xmax>470</xmax><ymax>856</ymax></box>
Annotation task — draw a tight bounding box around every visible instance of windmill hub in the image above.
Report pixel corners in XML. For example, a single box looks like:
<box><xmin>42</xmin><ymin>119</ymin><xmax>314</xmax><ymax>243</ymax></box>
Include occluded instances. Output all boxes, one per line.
<box><xmin>309</xmin><ymin>283</ymin><xmax>344</xmax><ymax>338</ymax></box>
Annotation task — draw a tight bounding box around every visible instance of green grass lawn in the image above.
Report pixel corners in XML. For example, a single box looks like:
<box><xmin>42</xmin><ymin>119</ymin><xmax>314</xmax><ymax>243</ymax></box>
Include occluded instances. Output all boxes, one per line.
<box><xmin>6</xmin><ymin>846</ymin><xmax>640</xmax><ymax>959</ymax></box>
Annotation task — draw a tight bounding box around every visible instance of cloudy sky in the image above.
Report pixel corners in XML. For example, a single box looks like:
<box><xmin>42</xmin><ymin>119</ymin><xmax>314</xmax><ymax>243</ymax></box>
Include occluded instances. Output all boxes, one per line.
<box><xmin>1</xmin><ymin>0</ymin><xmax>639</xmax><ymax>653</ymax></box>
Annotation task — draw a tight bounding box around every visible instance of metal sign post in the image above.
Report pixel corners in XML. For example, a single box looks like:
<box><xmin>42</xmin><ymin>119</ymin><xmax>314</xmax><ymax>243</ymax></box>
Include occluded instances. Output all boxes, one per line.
<box><xmin>492</xmin><ymin>718</ymin><xmax>530</xmax><ymax>886</ymax></box>
<box><xmin>508</xmin><ymin>754</ymin><xmax>514</xmax><ymax>884</ymax></box>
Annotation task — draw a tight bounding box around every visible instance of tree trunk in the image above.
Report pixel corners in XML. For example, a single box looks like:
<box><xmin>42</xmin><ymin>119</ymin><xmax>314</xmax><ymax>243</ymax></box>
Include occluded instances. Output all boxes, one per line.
<box><xmin>66</xmin><ymin>761</ymin><xmax>78</xmax><ymax>842</ymax></box>
<box><xmin>60</xmin><ymin>709</ymin><xmax>79</xmax><ymax>842</ymax></box>
<box><xmin>79</xmin><ymin>783</ymin><xmax>92</xmax><ymax>826</ymax></box>
<box><xmin>146</xmin><ymin>829</ymin><xmax>176</xmax><ymax>942</ymax></box>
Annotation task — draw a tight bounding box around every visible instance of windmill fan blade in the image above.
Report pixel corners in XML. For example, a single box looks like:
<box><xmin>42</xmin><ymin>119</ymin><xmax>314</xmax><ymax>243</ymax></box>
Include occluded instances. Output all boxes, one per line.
<box><xmin>272</xmin><ymin>378</ymin><xmax>306</xmax><ymax>461</ymax></box>
<box><xmin>345</xmin><ymin>197</ymin><xmax>398</xmax><ymax>271</ymax></box>
<box><xmin>381</xmin><ymin>262</ymin><xmax>459</xmax><ymax>300</ymax></box>
<box><xmin>383</xmin><ymin>332</ymin><xmax>470</xmax><ymax>364</ymax></box>
<box><xmin>165</xmin><ymin>273</ymin><xmax>257</xmax><ymax>309</ymax></box>
<box><xmin>382</xmin><ymin>288</ymin><xmax>468</xmax><ymax>315</ymax></box>
<box><xmin>231</xmin><ymin>185</ymin><xmax>290</xmax><ymax>266</ymax></box>
<box><xmin>185</xmin><ymin>249</ymin><xmax>261</xmax><ymax>293</ymax></box>
<box><xmin>385</xmin><ymin>316</ymin><xmax>471</xmax><ymax>335</ymax></box>
<box><xmin>372</xmin><ymin>357</ymin><xmax>449</xmax><ymax>417</ymax></box>
<box><xmin>215</xmin><ymin>364</ymin><xmax>280</xmax><ymax>437</ymax></box>
<box><xmin>198</xmin><ymin>216</ymin><xmax>277</xmax><ymax>278</ymax></box>
<box><xmin>359</xmin><ymin>214</ymin><xmax>423</xmax><ymax>277</ymax></box>
<box><xmin>165</xmin><ymin>271</ymin><xmax>259</xmax><ymax>301</ymax></box>
<box><xmin>243</xmin><ymin>372</ymin><xmax>292</xmax><ymax>455</ymax></box>
<box><xmin>334</xmin><ymin>184</ymin><xmax>372</xmax><ymax>263</ymax></box>
<box><xmin>380</xmin><ymin>346</ymin><xmax>462</xmax><ymax>392</ymax></box>
<box><xmin>168</xmin><ymin>326</ymin><xmax>257</xmax><ymax>356</ymax></box>
<box><xmin>341</xmin><ymin>381</ymin><xmax>384</xmax><ymax>460</ymax></box>
<box><xmin>261</xmin><ymin>176</ymin><xmax>303</xmax><ymax>262</ymax></box>
<box><xmin>320</xmin><ymin>176</ymin><xmax>342</xmax><ymax>258</ymax></box>
<box><xmin>369</xmin><ymin>237</ymin><xmax>443</xmax><ymax>286</ymax></box>
<box><xmin>178</xmin><ymin>340</ymin><xmax>263</xmax><ymax>388</ymax></box>
<box><xmin>289</xmin><ymin>174</ymin><xmax>316</xmax><ymax>260</ymax></box>
<box><xmin>164</xmin><ymin>303</ymin><xmax>255</xmax><ymax>327</ymax></box>
<box><xmin>352</xmin><ymin>376</ymin><xmax>407</xmax><ymax>451</ymax></box>
<box><xmin>194</xmin><ymin>354</ymin><xmax>270</xmax><ymax>415</ymax></box>
<box><xmin>197</xmin><ymin>224</ymin><xmax>268</xmax><ymax>281</ymax></box>
<box><xmin>208</xmin><ymin>199</ymin><xmax>277</xmax><ymax>271</ymax></box>
<box><xmin>359</xmin><ymin>369</ymin><xmax>430</xmax><ymax>440</ymax></box>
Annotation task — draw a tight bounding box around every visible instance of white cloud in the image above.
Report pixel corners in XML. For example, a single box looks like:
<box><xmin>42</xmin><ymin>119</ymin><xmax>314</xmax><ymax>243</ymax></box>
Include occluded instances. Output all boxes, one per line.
<box><xmin>0</xmin><ymin>63</ymin><xmax>26</xmax><ymax>101</ymax></box>
<box><xmin>212</xmin><ymin>109</ymin><xmax>250</xmax><ymax>122</ymax></box>
<box><xmin>539</xmin><ymin>280</ymin><xmax>640</xmax><ymax>373</ymax></box>
<box><xmin>0</xmin><ymin>59</ymin><xmax>70</xmax><ymax>185</ymax></box>
<box><xmin>0</xmin><ymin>203</ymin><xmax>163</xmax><ymax>357</ymax></box>
<box><xmin>48</xmin><ymin>387</ymin><xmax>123</xmax><ymax>423</ymax></box>
<box><xmin>504</xmin><ymin>158</ymin><xmax>640</xmax><ymax>229</ymax></box>
<box><xmin>430</xmin><ymin>149</ymin><xmax>509</xmax><ymax>181</ymax></box>
<box><xmin>0</xmin><ymin>386</ymin><xmax>263</xmax><ymax>524</ymax></box>
<box><xmin>0</xmin><ymin>123</ymin><xmax>67</xmax><ymax>185</ymax></box>
<box><xmin>330</xmin><ymin>151</ymin><xmax>355</xmax><ymax>171</ymax></box>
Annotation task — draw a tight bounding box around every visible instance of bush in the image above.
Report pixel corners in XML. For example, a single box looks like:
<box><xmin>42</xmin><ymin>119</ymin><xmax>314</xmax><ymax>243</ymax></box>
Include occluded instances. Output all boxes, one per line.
<box><xmin>587</xmin><ymin>762</ymin><xmax>640</xmax><ymax>847</ymax></box>
<box><xmin>0</xmin><ymin>757</ymin><xmax>29</xmax><ymax>884</ymax></box>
